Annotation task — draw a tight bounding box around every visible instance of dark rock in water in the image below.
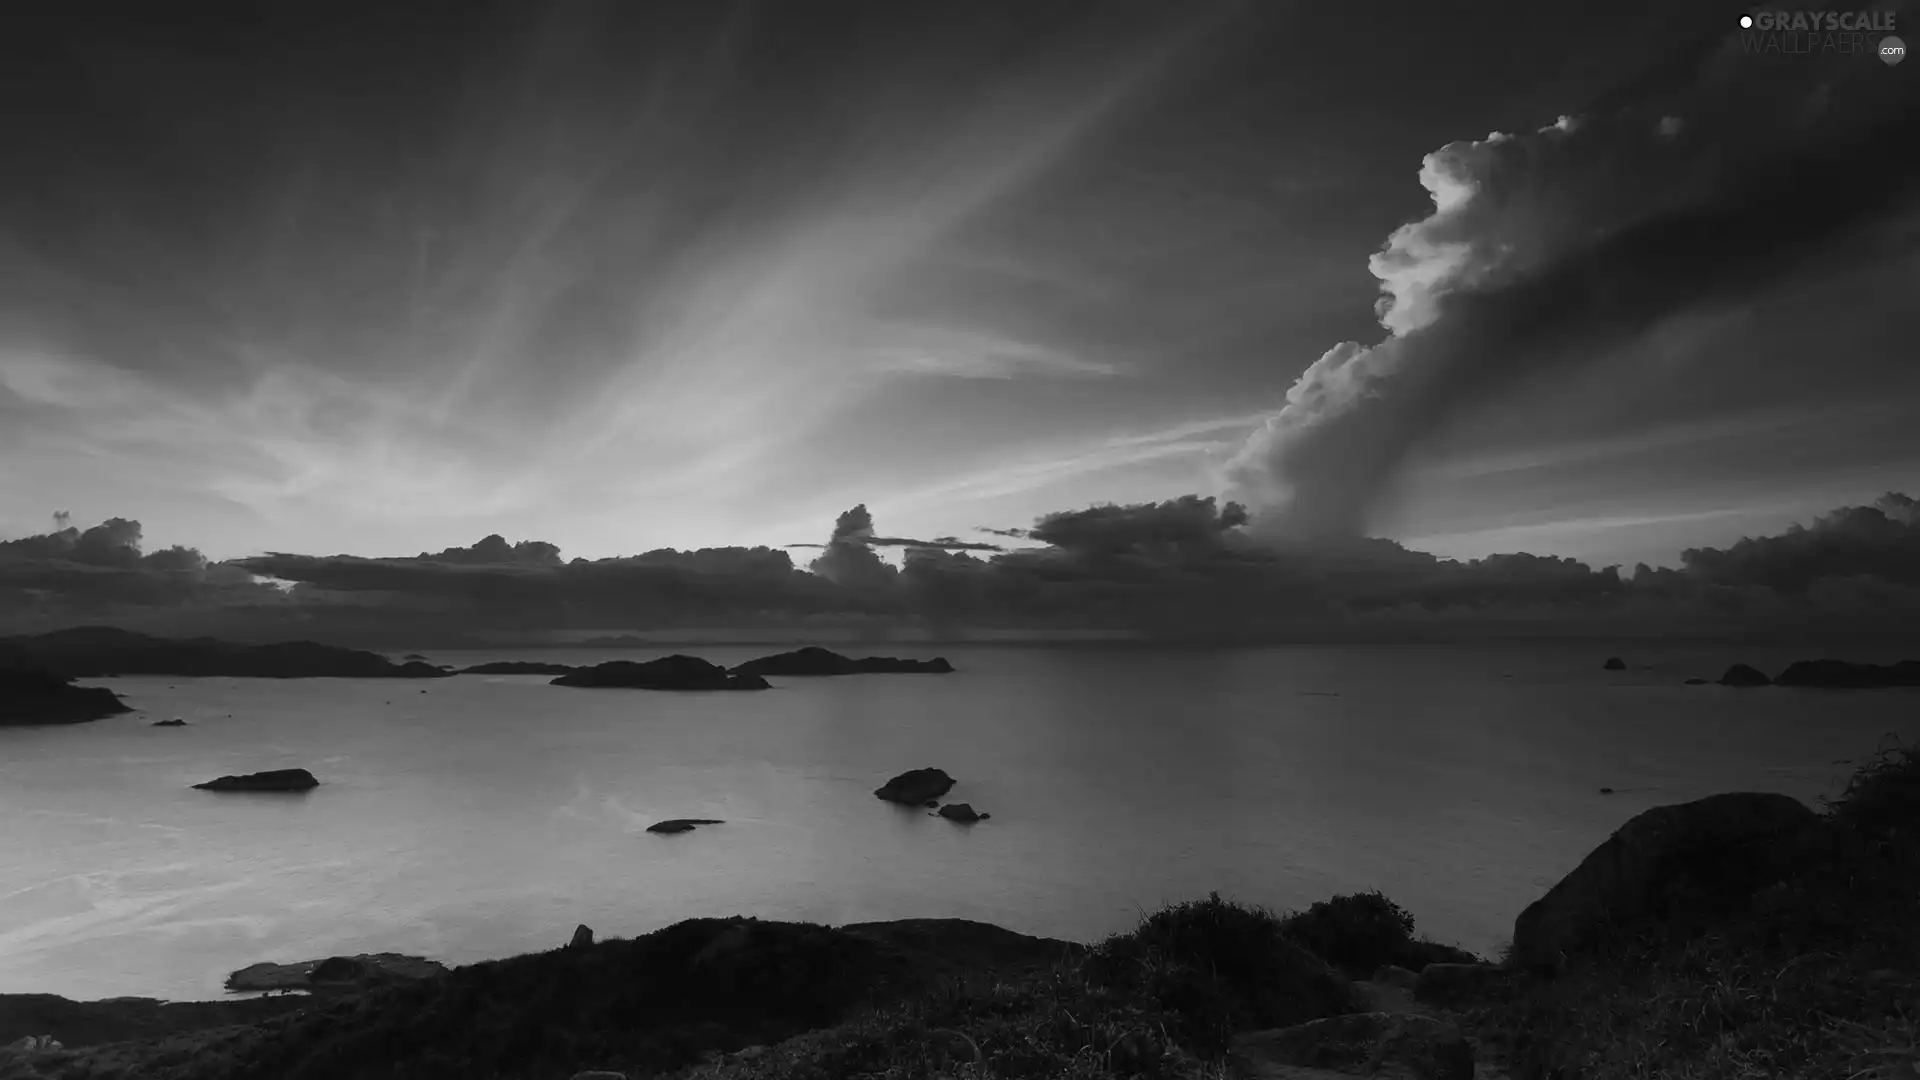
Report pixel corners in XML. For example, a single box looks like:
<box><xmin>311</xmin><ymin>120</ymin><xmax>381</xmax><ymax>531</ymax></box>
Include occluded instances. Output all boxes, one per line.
<box><xmin>1603</xmin><ymin>656</ymin><xmax>1626</xmax><ymax>671</ymax></box>
<box><xmin>923</xmin><ymin>800</ymin><xmax>938</xmax><ymax>808</ymax></box>
<box><xmin>1684</xmin><ymin>678</ymin><xmax>1708</xmax><ymax>685</ymax></box>
<box><xmin>570</xmin><ymin>925</ymin><xmax>594</xmax><ymax>949</ymax></box>
<box><xmin>731</xmin><ymin>646</ymin><xmax>955</xmax><ymax>677</ymax></box>
<box><xmin>0</xmin><ymin>665</ymin><xmax>134</xmax><ymax>725</ymax></box>
<box><xmin>459</xmin><ymin>660</ymin><xmax>580</xmax><ymax>676</ymax></box>
<box><xmin>937</xmin><ymin>803</ymin><xmax>985</xmax><ymax>823</ymax></box>
<box><xmin>1775</xmin><ymin>658</ymin><xmax>1920</xmax><ymax>688</ymax></box>
<box><xmin>1510</xmin><ymin>791</ymin><xmax>1819</xmax><ymax>972</ymax></box>
<box><xmin>875</xmin><ymin>768</ymin><xmax>955</xmax><ymax>804</ymax></box>
<box><xmin>2</xmin><ymin>626</ymin><xmax>454</xmax><ymax>680</ymax></box>
<box><xmin>1598</xmin><ymin>787</ymin><xmax>1614</xmax><ymax>794</ymax></box>
<box><xmin>1717</xmin><ymin>663</ymin><xmax>1772</xmax><ymax>687</ymax></box>
<box><xmin>225</xmin><ymin>952</ymin><xmax>448</xmax><ymax>993</ymax></box>
<box><xmin>153</xmin><ymin>718</ymin><xmax>188</xmax><ymax>727</ymax></box>
<box><xmin>1230</xmin><ymin>1012</ymin><xmax>1474</xmax><ymax>1080</ymax></box>
<box><xmin>193</xmin><ymin>768</ymin><xmax>319</xmax><ymax>792</ymax></box>
<box><xmin>647</xmin><ymin>818</ymin><xmax>724</xmax><ymax>834</ymax></box>
<box><xmin>552</xmin><ymin>656</ymin><xmax>769</xmax><ymax>691</ymax></box>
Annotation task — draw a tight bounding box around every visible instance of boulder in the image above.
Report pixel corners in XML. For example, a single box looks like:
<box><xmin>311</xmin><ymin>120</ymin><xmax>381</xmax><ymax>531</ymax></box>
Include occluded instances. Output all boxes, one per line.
<box><xmin>1229</xmin><ymin>1012</ymin><xmax>1473</xmax><ymax>1080</ymax></box>
<box><xmin>731</xmin><ymin>647</ymin><xmax>955</xmax><ymax>677</ymax></box>
<box><xmin>1717</xmin><ymin>663</ymin><xmax>1772</xmax><ymax>687</ymax></box>
<box><xmin>1370</xmin><ymin>964</ymin><xmax>1419</xmax><ymax>990</ymax></box>
<box><xmin>875</xmin><ymin>768</ymin><xmax>956</xmax><ymax>804</ymax></box>
<box><xmin>646</xmin><ymin>818</ymin><xmax>723</xmax><ymax>834</ymax></box>
<box><xmin>570</xmin><ymin>925</ymin><xmax>594</xmax><ymax>949</ymax></box>
<box><xmin>551</xmin><ymin>656</ymin><xmax>769</xmax><ymax>691</ymax></box>
<box><xmin>193</xmin><ymin>768</ymin><xmax>319</xmax><ymax>792</ymax></box>
<box><xmin>0</xmin><ymin>666</ymin><xmax>134</xmax><ymax>725</ymax></box>
<box><xmin>1412</xmin><ymin>962</ymin><xmax>1518</xmax><ymax>1008</ymax></box>
<box><xmin>1774</xmin><ymin>658</ymin><xmax>1920</xmax><ymax>688</ymax></box>
<box><xmin>937</xmin><ymin>803</ymin><xmax>987</xmax><ymax>823</ymax></box>
<box><xmin>1602</xmin><ymin>656</ymin><xmax>1626</xmax><ymax>671</ymax></box>
<box><xmin>1510</xmin><ymin>792</ymin><xmax>1819</xmax><ymax>972</ymax></box>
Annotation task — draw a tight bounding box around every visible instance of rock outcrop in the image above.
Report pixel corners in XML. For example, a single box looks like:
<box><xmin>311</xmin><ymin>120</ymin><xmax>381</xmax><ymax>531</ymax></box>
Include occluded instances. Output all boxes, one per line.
<box><xmin>224</xmin><ymin>952</ymin><xmax>448</xmax><ymax>993</ymax></box>
<box><xmin>1716</xmin><ymin>663</ymin><xmax>1772</xmax><ymax>687</ymax></box>
<box><xmin>647</xmin><ymin>818</ymin><xmax>724</xmax><ymax>834</ymax></box>
<box><xmin>1774</xmin><ymin>658</ymin><xmax>1920</xmax><ymax>688</ymax></box>
<box><xmin>551</xmin><ymin>656</ymin><xmax>769</xmax><ymax>691</ymax></box>
<box><xmin>1602</xmin><ymin>656</ymin><xmax>1626</xmax><ymax>671</ymax></box>
<box><xmin>936</xmin><ymin>803</ymin><xmax>989</xmax><ymax>823</ymax></box>
<box><xmin>1509</xmin><ymin>792</ymin><xmax>1819</xmax><ymax>972</ymax></box>
<box><xmin>2</xmin><ymin>627</ymin><xmax>453</xmax><ymax>680</ymax></box>
<box><xmin>570</xmin><ymin>925</ymin><xmax>594</xmax><ymax>949</ymax></box>
<box><xmin>1229</xmin><ymin>1011</ymin><xmax>1475</xmax><ymax>1080</ymax></box>
<box><xmin>875</xmin><ymin>768</ymin><xmax>956</xmax><ymax>805</ymax></box>
<box><xmin>0</xmin><ymin>666</ymin><xmax>133</xmax><ymax>725</ymax></box>
<box><xmin>730</xmin><ymin>647</ymin><xmax>955</xmax><ymax>677</ymax></box>
<box><xmin>458</xmin><ymin>660</ymin><xmax>581</xmax><ymax>676</ymax></box>
<box><xmin>192</xmin><ymin>769</ymin><xmax>320</xmax><ymax>792</ymax></box>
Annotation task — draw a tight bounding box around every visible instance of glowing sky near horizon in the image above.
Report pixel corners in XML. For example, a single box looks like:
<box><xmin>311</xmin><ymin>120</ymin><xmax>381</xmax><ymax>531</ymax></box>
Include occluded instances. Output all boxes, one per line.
<box><xmin>2</xmin><ymin>0</ymin><xmax>1915</xmax><ymax>568</ymax></box>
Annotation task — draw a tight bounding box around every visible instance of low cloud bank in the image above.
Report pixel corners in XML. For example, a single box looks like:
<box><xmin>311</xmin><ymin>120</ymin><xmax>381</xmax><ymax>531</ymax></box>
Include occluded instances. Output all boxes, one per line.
<box><xmin>3</xmin><ymin>491</ymin><xmax>1917</xmax><ymax>643</ymax></box>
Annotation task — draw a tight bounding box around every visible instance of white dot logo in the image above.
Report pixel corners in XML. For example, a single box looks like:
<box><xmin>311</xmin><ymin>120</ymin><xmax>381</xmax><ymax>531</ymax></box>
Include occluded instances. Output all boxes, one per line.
<box><xmin>1883</xmin><ymin>35</ymin><xmax>1908</xmax><ymax>65</ymax></box>
<box><xmin>1739</xmin><ymin>14</ymin><xmax>1753</xmax><ymax>28</ymax></box>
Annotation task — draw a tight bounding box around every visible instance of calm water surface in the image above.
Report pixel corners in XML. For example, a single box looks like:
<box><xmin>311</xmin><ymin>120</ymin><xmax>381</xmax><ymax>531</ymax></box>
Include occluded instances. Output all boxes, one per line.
<box><xmin>3</xmin><ymin>642</ymin><xmax>1916</xmax><ymax>1001</ymax></box>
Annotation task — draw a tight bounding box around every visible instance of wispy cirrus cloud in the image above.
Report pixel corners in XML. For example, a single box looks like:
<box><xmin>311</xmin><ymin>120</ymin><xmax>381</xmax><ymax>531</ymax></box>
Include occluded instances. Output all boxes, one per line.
<box><xmin>863</xmin><ymin>325</ymin><xmax>1122</xmax><ymax>380</ymax></box>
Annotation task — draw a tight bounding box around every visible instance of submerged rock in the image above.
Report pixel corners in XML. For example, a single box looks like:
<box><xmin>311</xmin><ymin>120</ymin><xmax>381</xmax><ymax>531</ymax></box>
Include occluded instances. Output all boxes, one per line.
<box><xmin>0</xmin><ymin>666</ymin><xmax>134</xmax><ymax>725</ymax></box>
<box><xmin>937</xmin><ymin>803</ymin><xmax>988</xmax><ymax>823</ymax></box>
<box><xmin>647</xmin><ymin>818</ymin><xmax>724</xmax><ymax>834</ymax></box>
<box><xmin>875</xmin><ymin>768</ymin><xmax>956</xmax><ymax>805</ymax></box>
<box><xmin>193</xmin><ymin>769</ymin><xmax>319</xmax><ymax>792</ymax></box>
<box><xmin>458</xmin><ymin>660</ymin><xmax>580</xmax><ymax>676</ymax></box>
<box><xmin>1774</xmin><ymin>658</ymin><xmax>1920</xmax><ymax>688</ymax></box>
<box><xmin>1510</xmin><ymin>791</ymin><xmax>1819</xmax><ymax>972</ymax></box>
<box><xmin>731</xmin><ymin>646</ymin><xmax>955</xmax><ymax>677</ymax></box>
<box><xmin>552</xmin><ymin>656</ymin><xmax>769</xmax><ymax>691</ymax></box>
<box><xmin>1717</xmin><ymin>663</ymin><xmax>1772</xmax><ymax>687</ymax></box>
<box><xmin>1603</xmin><ymin>656</ymin><xmax>1626</xmax><ymax>670</ymax></box>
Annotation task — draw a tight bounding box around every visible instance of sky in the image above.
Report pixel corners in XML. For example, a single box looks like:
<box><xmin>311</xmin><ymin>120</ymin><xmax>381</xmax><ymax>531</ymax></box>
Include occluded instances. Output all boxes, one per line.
<box><xmin>2</xmin><ymin>0</ymin><xmax>1917</xmax><ymax>575</ymax></box>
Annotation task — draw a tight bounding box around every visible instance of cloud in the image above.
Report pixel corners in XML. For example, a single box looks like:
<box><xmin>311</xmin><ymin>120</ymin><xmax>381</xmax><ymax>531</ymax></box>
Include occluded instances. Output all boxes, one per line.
<box><xmin>863</xmin><ymin>326</ymin><xmax>1122</xmax><ymax>380</ymax></box>
<box><xmin>1678</xmin><ymin>493</ymin><xmax>1920</xmax><ymax>594</ymax></box>
<box><xmin>1221</xmin><ymin>28</ymin><xmax>1920</xmax><ymax>541</ymax></box>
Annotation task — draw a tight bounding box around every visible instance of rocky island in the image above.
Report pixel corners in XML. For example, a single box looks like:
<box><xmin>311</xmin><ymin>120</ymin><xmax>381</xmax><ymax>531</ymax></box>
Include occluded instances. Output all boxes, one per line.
<box><xmin>551</xmin><ymin>656</ymin><xmax>770</xmax><ymax>691</ymax></box>
<box><xmin>0</xmin><ymin>665</ymin><xmax>134</xmax><ymax>725</ymax></box>
<box><xmin>3</xmin><ymin>628</ymin><xmax>451</xmax><ymax>680</ymax></box>
<box><xmin>454</xmin><ymin>660</ymin><xmax>580</xmax><ymax>676</ymax></box>
<box><xmin>192</xmin><ymin>769</ymin><xmax>320</xmax><ymax>793</ymax></box>
<box><xmin>1774</xmin><ymin>658</ymin><xmax>1920</xmax><ymax>688</ymax></box>
<box><xmin>730</xmin><ymin>647</ymin><xmax>955</xmax><ymax>677</ymax></box>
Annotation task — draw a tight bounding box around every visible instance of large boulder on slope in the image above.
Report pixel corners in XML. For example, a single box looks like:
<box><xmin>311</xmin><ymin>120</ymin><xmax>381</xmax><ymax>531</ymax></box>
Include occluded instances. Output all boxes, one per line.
<box><xmin>1510</xmin><ymin>792</ymin><xmax>1819</xmax><ymax>972</ymax></box>
<box><xmin>875</xmin><ymin>768</ymin><xmax>956</xmax><ymax>804</ymax></box>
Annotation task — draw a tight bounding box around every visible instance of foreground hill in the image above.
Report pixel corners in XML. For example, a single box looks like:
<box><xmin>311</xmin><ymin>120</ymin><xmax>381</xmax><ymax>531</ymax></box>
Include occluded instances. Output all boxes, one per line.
<box><xmin>3</xmin><ymin>628</ymin><xmax>450</xmax><ymax>680</ymax></box>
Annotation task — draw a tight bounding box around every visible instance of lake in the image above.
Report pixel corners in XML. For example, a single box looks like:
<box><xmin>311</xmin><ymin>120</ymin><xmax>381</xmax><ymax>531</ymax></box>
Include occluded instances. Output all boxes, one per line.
<box><xmin>3</xmin><ymin>642</ymin><xmax>1915</xmax><ymax>1002</ymax></box>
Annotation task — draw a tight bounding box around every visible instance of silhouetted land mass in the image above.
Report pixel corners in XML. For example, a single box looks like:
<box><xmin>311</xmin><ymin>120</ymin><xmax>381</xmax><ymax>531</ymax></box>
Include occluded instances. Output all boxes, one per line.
<box><xmin>550</xmin><ymin>656</ymin><xmax>770</xmax><ymax>690</ymax></box>
<box><xmin>454</xmin><ymin>660</ymin><xmax>580</xmax><ymax>676</ymax></box>
<box><xmin>224</xmin><ymin>955</ymin><xmax>448</xmax><ymax>995</ymax></box>
<box><xmin>2</xmin><ymin>628</ymin><xmax>452</xmax><ymax>680</ymax></box>
<box><xmin>0</xmin><ymin>664</ymin><xmax>133</xmax><ymax>725</ymax></box>
<box><xmin>1602</xmin><ymin>656</ymin><xmax>1626</xmax><ymax>670</ymax></box>
<box><xmin>731</xmin><ymin>647</ymin><xmax>955</xmax><ymax>677</ymax></box>
<box><xmin>0</xmin><ymin>739</ymin><xmax>1914</xmax><ymax>1079</ymax></box>
<box><xmin>192</xmin><ymin>769</ymin><xmax>320</xmax><ymax>793</ymax></box>
<box><xmin>1716</xmin><ymin>663</ymin><xmax>1773</xmax><ymax>686</ymax></box>
<box><xmin>1774</xmin><ymin>658</ymin><xmax>1920</xmax><ymax>688</ymax></box>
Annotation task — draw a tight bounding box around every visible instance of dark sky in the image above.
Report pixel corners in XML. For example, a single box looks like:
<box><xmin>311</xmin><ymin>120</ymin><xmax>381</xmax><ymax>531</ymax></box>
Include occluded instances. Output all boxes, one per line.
<box><xmin>2</xmin><ymin>0</ymin><xmax>1915</xmax><ymax>569</ymax></box>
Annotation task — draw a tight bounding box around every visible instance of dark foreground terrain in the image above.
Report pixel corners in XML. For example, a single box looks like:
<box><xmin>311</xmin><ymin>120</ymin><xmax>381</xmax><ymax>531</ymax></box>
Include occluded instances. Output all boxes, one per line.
<box><xmin>2</xmin><ymin>739</ymin><xmax>1915</xmax><ymax>1080</ymax></box>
